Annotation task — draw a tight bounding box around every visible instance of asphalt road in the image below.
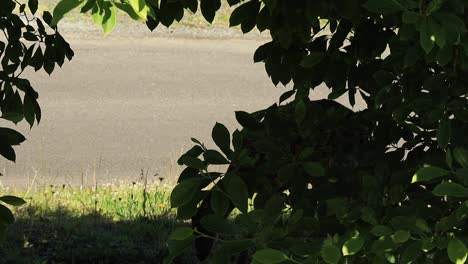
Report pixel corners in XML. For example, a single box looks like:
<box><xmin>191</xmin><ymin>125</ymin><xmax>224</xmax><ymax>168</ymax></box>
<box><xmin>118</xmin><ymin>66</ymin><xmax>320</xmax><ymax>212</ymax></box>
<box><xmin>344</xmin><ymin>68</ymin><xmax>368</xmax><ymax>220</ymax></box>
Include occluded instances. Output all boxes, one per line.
<box><xmin>0</xmin><ymin>36</ymin><xmax>360</xmax><ymax>187</ymax></box>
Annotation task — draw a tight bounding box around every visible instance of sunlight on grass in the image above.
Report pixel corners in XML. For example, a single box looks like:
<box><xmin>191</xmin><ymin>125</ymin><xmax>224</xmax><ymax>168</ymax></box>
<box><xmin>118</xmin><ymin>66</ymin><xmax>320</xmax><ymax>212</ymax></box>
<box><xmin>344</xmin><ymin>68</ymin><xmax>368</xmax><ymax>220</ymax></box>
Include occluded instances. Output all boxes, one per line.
<box><xmin>0</xmin><ymin>182</ymin><xmax>199</xmax><ymax>263</ymax></box>
<box><xmin>13</xmin><ymin>181</ymin><xmax>173</xmax><ymax>220</ymax></box>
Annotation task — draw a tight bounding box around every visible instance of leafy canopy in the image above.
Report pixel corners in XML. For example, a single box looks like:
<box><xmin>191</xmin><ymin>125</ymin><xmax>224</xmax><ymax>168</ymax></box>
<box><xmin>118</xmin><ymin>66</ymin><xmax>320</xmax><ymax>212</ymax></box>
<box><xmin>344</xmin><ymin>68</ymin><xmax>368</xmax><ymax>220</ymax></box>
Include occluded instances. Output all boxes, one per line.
<box><xmin>0</xmin><ymin>0</ymin><xmax>73</xmax><ymax>237</ymax></box>
<box><xmin>50</xmin><ymin>0</ymin><xmax>468</xmax><ymax>262</ymax></box>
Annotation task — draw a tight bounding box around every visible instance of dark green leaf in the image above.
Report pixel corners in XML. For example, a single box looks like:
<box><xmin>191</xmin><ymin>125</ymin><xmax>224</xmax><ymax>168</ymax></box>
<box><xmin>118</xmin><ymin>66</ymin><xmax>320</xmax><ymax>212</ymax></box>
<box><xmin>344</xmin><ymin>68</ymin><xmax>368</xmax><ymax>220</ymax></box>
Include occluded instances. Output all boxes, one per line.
<box><xmin>211</xmin><ymin>190</ymin><xmax>230</xmax><ymax>216</ymax></box>
<box><xmin>300</xmin><ymin>52</ymin><xmax>324</xmax><ymax>68</ymax></box>
<box><xmin>200</xmin><ymin>0</ymin><xmax>220</xmax><ymax>23</ymax></box>
<box><xmin>218</xmin><ymin>240</ymin><xmax>254</xmax><ymax>255</ymax></box>
<box><xmin>115</xmin><ymin>2</ymin><xmax>142</xmax><ymax>20</ymax></box>
<box><xmin>253</xmin><ymin>248</ymin><xmax>288</xmax><ymax>264</ymax></box>
<box><xmin>0</xmin><ymin>144</ymin><xmax>16</xmax><ymax>162</ymax></box>
<box><xmin>101</xmin><ymin>2</ymin><xmax>116</xmax><ymax>34</ymax></box>
<box><xmin>432</xmin><ymin>182</ymin><xmax>468</xmax><ymax>197</ymax></box>
<box><xmin>437</xmin><ymin>46</ymin><xmax>453</xmax><ymax>66</ymax></box>
<box><xmin>51</xmin><ymin>0</ymin><xmax>83</xmax><ymax>26</ymax></box>
<box><xmin>170</xmin><ymin>178</ymin><xmax>202</xmax><ymax>207</ymax></box>
<box><xmin>321</xmin><ymin>244</ymin><xmax>342</xmax><ymax>264</ymax></box>
<box><xmin>200</xmin><ymin>214</ymin><xmax>235</xmax><ymax>234</ymax></box>
<box><xmin>176</xmin><ymin>202</ymin><xmax>198</xmax><ymax>220</ymax></box>
<box><xmin>453</xmin><ymin>147</ymin><xmax>468</xmax><ymax>167</ymax></box>
<box><xmin>364</xmin><ymin>0</ymin><xmax>416</xmax><ymax>14</ymax></box>
<box><xmin>437</xmin><ymin>115</ymin><xmax>451</xmax><ymax>149</ymax></box>
<box><xmin>0</xmin><ymin>196</ymin><xmax>26</xmax><ymax>206</ymax></box>
<box><xmin>411</xmin><ymin>166</ymin><xmax>450</xmax><ymax>183</ymax></box>
<box><xmin>447</xmin><ymin>238</ymin><xmax>467</xmax><ymax>264</ymax></box>
<box><xmin>212</xmin><ymin>122</ymin><xmax>231</xmax><ymax>156</ymax></box>
<box><xmin>303</xmin><ymin>162</ymin><xmax>325</xmax><ymax>177</ymax></box>
<box><xmin>279</xmin><ymin>90</ymin><xmax>295</xmax><ymax>104</ymax></box>
<box><xmin>178</xmin><ymin>145</ymin><xmax>204</xmax><ymax>166</ymax></box>
<box><xmin>179</xmin><ymin>156</ymin><xmax>206</xmax><ymax>169</ymax></box>
<box><xmin>447</xmin><ymin>148</ymin><xmax>454</xmax><ymax>168</ymax></box>
<box><xmin>426</xmin><ymin>0</ymin><xmax>445</xmax><ymax>15</ymax></box>
<box><xmin>401</xmin><ymin>241</ymin><xmax>422</xmax><ymax>263</ymax></box>
<box><xmin>420</xmin><ymin>18</ymin><xmax>435</xmax><ymax>54</ymax></box>
<box><xmin>393</xmin><ymin>230</ymin><xmax>410</xmax><ymax>243</ymax></box>
<box><xmin>23</xmin><ymin>94</ymin><xmax>37</xmax><ymax>127</ymax></box>
<box><xmin>203</xmin><ymin>150</ymin><xmax>229</xmax><ymax>165</ymax></box>
<box><xmin>402</xmin><ymin>11</ymin><xmax>420</xmax><ymax>24</ymax></box>
<box><xmin>295</xmin><ymin>100</ymin><xmax>306</xmax><ymax>124</ymax></box>
<box><xmin>342</xmin><ymin>236</ymin><xmax>364</xmax><ymax>256</ymax></box>
<box><xmin>80</xmin><ymin>0</ymin><xmax>95</xmax><ymax>13</ymax></box>
<box><xmin>230</xmin><ymin>0</ymin><xmax>259</xmax><ymax>27</ymax></box>
<box><xmin>404</xmin><ymin>46</ymin><xmax>423</xmax><ymax>68</ymax></box>
<box><xmin>28</xmin><ymin>0</ymin><xmax>38</xmax><ymax>14</ymax></box>
<box><xmin>226</xmin><ymin>175</ymin><xmax>248</xmax><ymax>213</ymax></box>
<box><xmin>1</xmin><ymin>91</ymin><xmax>24</xmax><ymax>123</ymax></box>
<box><xmin>169</xmin><ymin>227</ymin><xmax>193</xmax><ymax>240</ymax></box>
<box><xmin>371</xmin><ymin>236</ymin><xmax>396</xmax><ymax>253</ymax></box>
<box><xmin>146</xmin><ymin>16</ymin><xmax>159</xmax><ymax>31</ymax></box>
<box><xmin>235</xmin><ymin>111</ymin><xmax>259</xmax><ymax>129</ymax></box>
<box><xmin>163</xmin><ymin>236</ymin><xmax>194</xmax><ymax>264</ymax></box>
<box><xmin>0</xmin><ymin>204</ymin><xmax>14</xmax><ymax>225</ymax></box>
<box><xmin>0</xmin><ymin>128</ymin><xmax>26</xmax><ymax>146</ymax></box>
<box><xmin>371</xmin><ymin>225</ymin><xmax>394</xmax><ymax>236</ymax></box>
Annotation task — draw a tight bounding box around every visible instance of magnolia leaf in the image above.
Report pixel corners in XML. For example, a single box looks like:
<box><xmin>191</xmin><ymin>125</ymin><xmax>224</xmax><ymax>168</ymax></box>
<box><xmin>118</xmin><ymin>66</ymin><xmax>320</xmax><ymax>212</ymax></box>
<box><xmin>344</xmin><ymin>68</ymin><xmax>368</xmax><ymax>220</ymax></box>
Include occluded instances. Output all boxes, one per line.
<box><xmin>179</xmin><ymin>156</ymin><xmax>205</xmax><ymax>169</ymax></box>
<box><xmin>393</xmin><ymin>230</ymin><xmax>410</xmax><ymax>243</ymax></box>
<box><xmin>420</xmin><ymin>18</ymin><xmax>435</xmax><ymax>54</ymax></box>
<box><xmin>364</xmin><ymin>0</ymin><xmax>416</xmax><ymax>14</ymax></box>
<box><xmin>211</xmin><ymin>190</ymin><xmax>230</xmax><ymax>215</ymax></box>
<box><xmin>342</xmin><ymin>236</ymin><xmax>364</xmax><ymax>256</ymax></box>
<box><xmin>51</xmin><ymin>0</ymin><xmax>83</xmax><ymax>26</ymax></box>
<box><xmin>411</xmin><ymin>166</ymin><xmax>450</xmax><ymax>183</ymax></box>
<box><xmin>433</xmin><ymin>182</ymin><xmax>468</xmax><ymax>197</ymax></box>
<box><xmin>226</xmin><ymin>175</ymin><xmax>248</xmax><ymax>213</ymax></box>
<box><xmin>303</xmin><ymin>162</ymin><xmax>325</xmax><ymax>177</ymax></box>
<box><xmin>0</xmin><ymin>204</ymin><xmax>14</xmax><ymax>225</ymax></box>
<box><xmin>300</xmin><ymin>52</ymin><xmax>325</xmax><ymax>68</ymax></box>
<box><xmin>321</xmin><ymin>244</ymin><xmax>342</xmax><ymax>264</ymax></box>
<box><xmin>437</xmin><ymin>115</ymin><xmax>451</xmax><ymax>149</ymax></box>
<box><xmin>200</xmin><ymin>0</ymin><xmax>221</xmax><ymax>23</ymax></box>
<box><xmin>28</xmin><ymin>0</ymin><xmax>38</xmax><ymax>14</ymax></box>
<box><xmin>253</xmin><ymin>248</ymin><xmax>288</xmax><ymax>264</ymax></box>
<box><xmin>200</xmin><ymin>214</ymin><xmax>235</xmax><ymax>234</ymax></box>
<box><xmin>448</xmin><ymin>238</ymin><xmax>467</xmax><ymax>264</ymax></box>
<box><xmin>0</xmin><ymin>196</ymin><xmax>26</xmax><ymax>206</ymax></box>
<box><xmin>163</xmin><ymin>236</ymin><xmax>194</xmax><ymax>264</ymax></box>
<box><xmin>453</xmin><ymin>147</ymin><xmax>468</xmax><ymax>168</ymax></box>
<box><xmin>170</xmin><ymin>178</ymin><xmax>202</xmax><ymax>207</ymax></box>
<box><xmin>101</xmin><ymin>2</ymin><xmax>116</xmax><ymax>34</ymax></box>
<box><xmin>212</xmin><ymin>123</ymin><xmax>231</xmax><ymax>156</ymax></box>
<box><xmin>295</xmin><ymin>100</ymin><xmax>307</xmax><ymax>124</ymax></box>
<box><xmin>203</xmin><ymin>150</ymin><xmax>229</xmax><ymax>165</ymax></box>
<box><xmin>115</xmin><ymin>2</ymin><xmax>142</xmax><ymax>20</ymax></box>
<box><xmin>127</xmin><ymin>0</ymin><xmax>147</xmax><ymax>19</ymax></box>
<box><xmin>401</xmin><ymin>241</ymin><xmax>423</xmax><ymax>263</ymax></box>
<box><xmin>371</xmin><ymin>225</ymin><xmax>394</xmax><ymax>237</ymax></box>
<box><xmin>169</xmin><ymin>227</ymin><xmax>193</xmax><ymax>240</ymax></box>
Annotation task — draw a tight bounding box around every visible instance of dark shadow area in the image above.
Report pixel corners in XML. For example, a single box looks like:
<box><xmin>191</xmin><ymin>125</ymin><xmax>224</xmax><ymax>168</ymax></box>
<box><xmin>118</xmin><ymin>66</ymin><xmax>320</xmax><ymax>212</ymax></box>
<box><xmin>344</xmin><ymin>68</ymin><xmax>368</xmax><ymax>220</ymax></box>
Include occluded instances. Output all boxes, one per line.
<box><xmin>0</xmin><ymin>206</ymin><xmax>198</xmax><ymax>264</ymax></box>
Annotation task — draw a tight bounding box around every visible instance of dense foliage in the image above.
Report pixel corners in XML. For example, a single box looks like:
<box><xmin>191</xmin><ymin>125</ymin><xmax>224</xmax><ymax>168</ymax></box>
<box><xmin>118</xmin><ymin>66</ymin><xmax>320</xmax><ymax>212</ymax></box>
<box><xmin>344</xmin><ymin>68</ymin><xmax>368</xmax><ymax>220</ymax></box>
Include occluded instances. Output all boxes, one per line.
<box><xmin>29</xmin><ymin>0</ymin><xmax>468</xmax><ymax>262</ymax></box>
<box><xmin>0</xmin><ymin>0</ymin><xmax>72</xmax><ymax>237</ymax></box>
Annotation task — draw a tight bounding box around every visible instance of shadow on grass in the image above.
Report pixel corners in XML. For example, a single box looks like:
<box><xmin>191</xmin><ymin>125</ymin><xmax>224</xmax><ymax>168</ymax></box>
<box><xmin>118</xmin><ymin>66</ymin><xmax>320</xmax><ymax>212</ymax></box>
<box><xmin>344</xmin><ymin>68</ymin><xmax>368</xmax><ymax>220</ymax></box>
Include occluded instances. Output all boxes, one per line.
<box><xmin>0</xmin><ymin>206</ymin><xmax>198</xmax><ymax>264</ymax></box>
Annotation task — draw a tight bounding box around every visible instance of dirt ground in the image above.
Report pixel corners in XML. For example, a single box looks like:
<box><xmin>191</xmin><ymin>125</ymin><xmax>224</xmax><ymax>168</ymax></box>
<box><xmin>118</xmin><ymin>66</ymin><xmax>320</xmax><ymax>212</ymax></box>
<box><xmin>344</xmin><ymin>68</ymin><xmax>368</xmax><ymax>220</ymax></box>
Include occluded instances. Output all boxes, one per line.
<box><xmin>0</xmin><ymin>27</ymin><xmax>363</xmax><ymax>188</ymax></box>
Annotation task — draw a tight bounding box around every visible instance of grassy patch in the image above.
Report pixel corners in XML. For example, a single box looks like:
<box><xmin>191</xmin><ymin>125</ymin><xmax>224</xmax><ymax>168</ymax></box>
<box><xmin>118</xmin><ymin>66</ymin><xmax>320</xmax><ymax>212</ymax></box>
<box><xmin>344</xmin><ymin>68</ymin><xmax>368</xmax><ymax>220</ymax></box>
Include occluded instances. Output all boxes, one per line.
<box><xmin>0</xmin><ymin>181</ymin><xmax>197</xmax><ymax>264</ymax></box>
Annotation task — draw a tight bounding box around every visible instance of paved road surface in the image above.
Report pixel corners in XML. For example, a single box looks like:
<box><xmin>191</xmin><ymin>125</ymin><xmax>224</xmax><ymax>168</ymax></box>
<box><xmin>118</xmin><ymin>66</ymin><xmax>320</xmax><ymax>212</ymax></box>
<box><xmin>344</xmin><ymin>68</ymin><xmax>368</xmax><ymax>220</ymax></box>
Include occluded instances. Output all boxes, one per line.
<box><xmin>0</xmin><ymin>36</ymin><xmax>358</xmax><ymax>187</ymax></box>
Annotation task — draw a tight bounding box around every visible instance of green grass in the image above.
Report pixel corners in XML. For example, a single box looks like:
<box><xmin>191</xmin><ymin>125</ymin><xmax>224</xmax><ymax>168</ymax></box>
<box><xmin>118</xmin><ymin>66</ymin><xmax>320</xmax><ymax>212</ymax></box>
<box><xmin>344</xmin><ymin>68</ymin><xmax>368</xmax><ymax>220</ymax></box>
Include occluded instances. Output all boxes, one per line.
<box><xmin>0</xmin><ymin>181</ymin><xmax>198</xmax><ymax>264</ymax></box>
